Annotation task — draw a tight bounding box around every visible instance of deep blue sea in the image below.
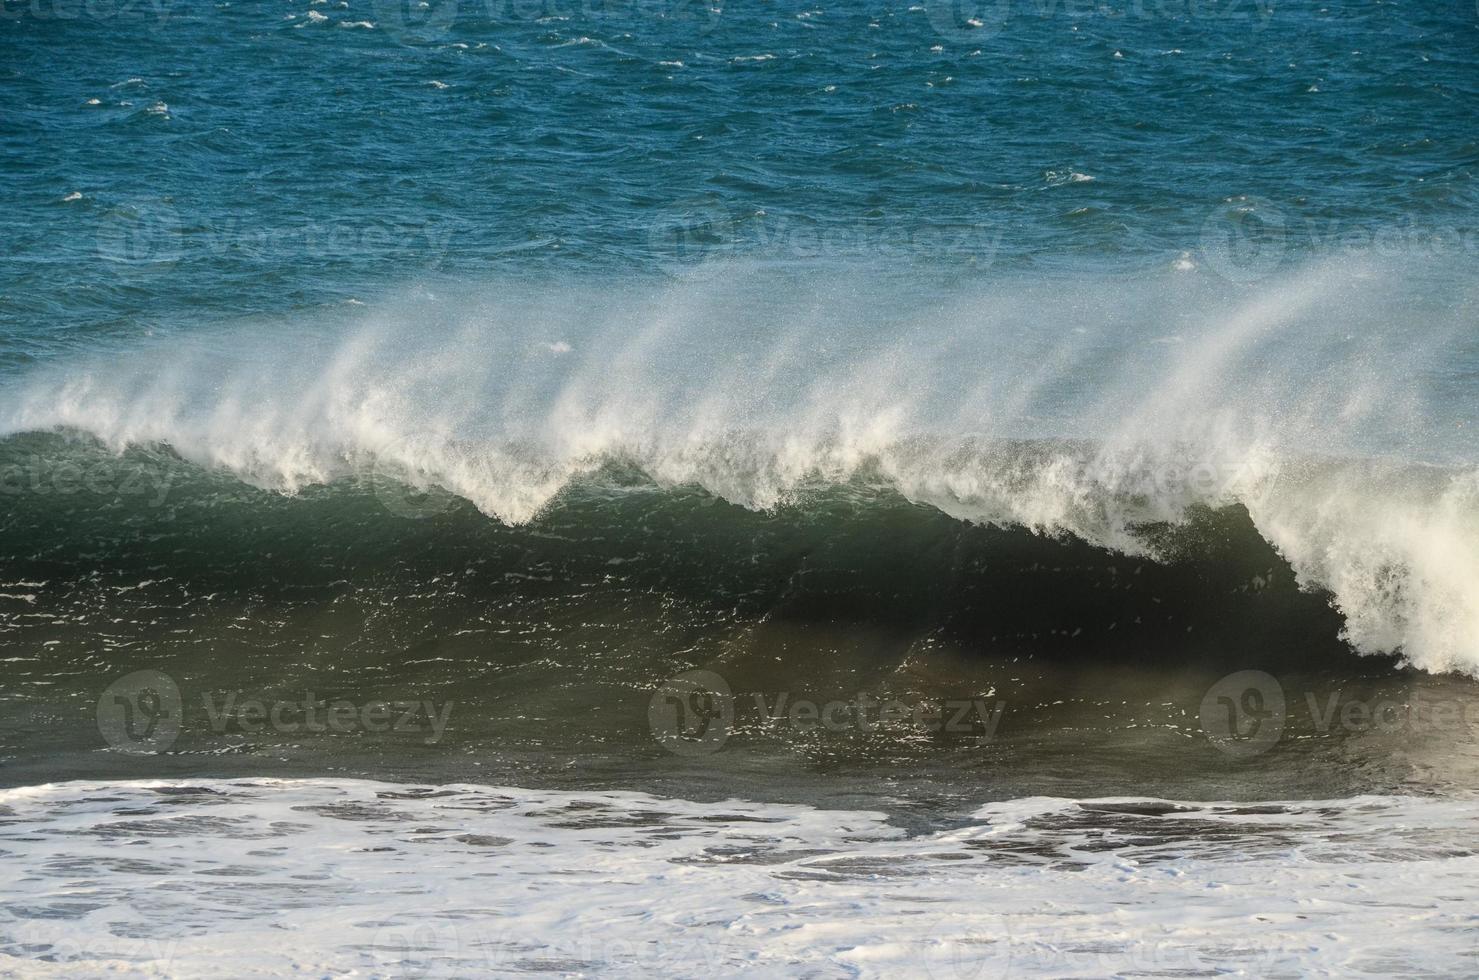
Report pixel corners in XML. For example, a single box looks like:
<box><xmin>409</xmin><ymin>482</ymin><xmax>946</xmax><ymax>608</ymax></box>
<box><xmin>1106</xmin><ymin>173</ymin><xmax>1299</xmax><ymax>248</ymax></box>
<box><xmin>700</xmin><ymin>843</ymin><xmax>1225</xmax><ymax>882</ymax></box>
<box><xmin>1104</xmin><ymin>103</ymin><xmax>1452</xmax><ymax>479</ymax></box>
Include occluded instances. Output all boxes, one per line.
<box><xmin>3</xmin><ymin>2</ymin><xmax>1479</xmax><ymax>975</ymax></box>
<box><xmin>4</xmin><ymin>0</ymin><xmax>1477</xmax><ymax>341</ymax></box>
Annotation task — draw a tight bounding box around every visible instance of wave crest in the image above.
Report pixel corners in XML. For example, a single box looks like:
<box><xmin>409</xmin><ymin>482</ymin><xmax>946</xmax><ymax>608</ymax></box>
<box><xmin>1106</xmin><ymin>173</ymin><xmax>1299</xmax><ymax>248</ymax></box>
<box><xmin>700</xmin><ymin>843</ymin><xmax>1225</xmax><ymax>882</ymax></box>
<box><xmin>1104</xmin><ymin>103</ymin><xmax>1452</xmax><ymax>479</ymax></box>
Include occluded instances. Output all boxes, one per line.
<box><xmin>3</xmin><ymin>264</ymin><xmax>1477</xmax><ymax>672</ymax></box>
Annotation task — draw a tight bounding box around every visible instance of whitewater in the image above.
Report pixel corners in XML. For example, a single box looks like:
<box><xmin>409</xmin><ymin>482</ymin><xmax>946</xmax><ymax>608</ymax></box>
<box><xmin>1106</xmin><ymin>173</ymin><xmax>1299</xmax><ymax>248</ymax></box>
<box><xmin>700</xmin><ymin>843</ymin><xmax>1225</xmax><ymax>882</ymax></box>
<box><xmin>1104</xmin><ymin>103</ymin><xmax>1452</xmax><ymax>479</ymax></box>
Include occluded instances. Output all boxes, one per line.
<box><xmin>3</xmin><ymin>259</ymin><xmax>1476</xmax><ymax>674</ymax></box>
<box><xmin>2</xmin><ymin>777</ymin><xmax>1475</xmax><ymax>977</ymax></box>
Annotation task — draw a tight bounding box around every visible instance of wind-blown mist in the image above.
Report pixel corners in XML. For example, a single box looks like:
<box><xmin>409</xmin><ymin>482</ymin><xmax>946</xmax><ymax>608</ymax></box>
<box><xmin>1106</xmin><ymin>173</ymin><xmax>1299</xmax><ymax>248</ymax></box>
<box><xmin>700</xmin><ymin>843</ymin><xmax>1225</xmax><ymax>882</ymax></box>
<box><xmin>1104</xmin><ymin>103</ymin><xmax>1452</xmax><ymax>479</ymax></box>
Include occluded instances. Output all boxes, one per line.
<box><xmin>3</xmin><ymin>259</ymin><xmax>1477</xmax><ymax>672</ymax></box>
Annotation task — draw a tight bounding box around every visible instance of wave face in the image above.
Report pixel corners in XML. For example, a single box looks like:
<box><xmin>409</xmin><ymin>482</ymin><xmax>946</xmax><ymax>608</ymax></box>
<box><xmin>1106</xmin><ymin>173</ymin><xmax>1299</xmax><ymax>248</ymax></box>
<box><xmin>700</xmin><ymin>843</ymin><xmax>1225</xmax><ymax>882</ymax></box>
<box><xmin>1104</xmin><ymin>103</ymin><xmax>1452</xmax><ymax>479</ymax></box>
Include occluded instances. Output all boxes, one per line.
<box><xmin>2</xmin><ymin>262</ymin><xmax>1478</xmax><ymax>673</ymax></box>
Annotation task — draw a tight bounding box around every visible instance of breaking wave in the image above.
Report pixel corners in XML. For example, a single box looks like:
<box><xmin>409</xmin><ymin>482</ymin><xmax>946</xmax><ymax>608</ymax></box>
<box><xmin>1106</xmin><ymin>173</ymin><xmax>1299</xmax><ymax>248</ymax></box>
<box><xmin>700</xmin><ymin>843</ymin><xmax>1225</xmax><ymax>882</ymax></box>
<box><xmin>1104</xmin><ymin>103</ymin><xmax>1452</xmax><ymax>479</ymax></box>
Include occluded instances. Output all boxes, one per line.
<box><xmin>3</xmin><ymin>261</ymin><xmax>1476</xmax><ymax>673</ymax></box>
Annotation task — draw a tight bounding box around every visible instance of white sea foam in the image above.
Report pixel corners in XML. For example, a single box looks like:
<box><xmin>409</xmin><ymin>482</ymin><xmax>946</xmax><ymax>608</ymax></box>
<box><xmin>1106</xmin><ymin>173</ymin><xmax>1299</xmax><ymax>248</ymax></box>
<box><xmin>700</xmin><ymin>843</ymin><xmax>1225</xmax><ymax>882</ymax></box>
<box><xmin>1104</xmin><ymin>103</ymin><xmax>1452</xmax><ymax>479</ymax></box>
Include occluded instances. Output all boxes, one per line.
<box><xmin>0</xmin><ymin>778</ymin><xmax>1475</xmax><ymax>977</ymax></box>
<box><xmin>2</xmin><ymin>261</ymin><xmax>1476</xmax><ymax>672</ymax></box>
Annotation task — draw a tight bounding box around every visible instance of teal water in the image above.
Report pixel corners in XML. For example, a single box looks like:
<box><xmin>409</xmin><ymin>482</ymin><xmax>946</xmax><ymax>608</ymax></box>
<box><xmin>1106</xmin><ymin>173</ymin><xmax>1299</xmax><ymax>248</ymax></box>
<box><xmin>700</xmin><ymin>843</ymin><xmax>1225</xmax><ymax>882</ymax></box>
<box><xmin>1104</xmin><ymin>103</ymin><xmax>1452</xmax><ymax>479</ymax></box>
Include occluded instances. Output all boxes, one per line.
<box><xmin>4</xmin><ymin>0</ymin><xmax>1477</xmax><ymax>347</ymax></box>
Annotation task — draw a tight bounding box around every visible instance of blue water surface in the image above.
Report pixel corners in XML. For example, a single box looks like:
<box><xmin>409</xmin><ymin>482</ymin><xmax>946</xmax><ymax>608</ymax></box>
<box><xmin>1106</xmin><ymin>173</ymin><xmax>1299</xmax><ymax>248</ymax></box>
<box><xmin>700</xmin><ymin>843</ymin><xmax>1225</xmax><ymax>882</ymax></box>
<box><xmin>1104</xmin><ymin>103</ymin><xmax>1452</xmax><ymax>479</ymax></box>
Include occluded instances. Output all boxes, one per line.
<box><xmin>2</xmin><ymin>0</ymin><xmax>1476</xmax><ymax>360</ymax></box>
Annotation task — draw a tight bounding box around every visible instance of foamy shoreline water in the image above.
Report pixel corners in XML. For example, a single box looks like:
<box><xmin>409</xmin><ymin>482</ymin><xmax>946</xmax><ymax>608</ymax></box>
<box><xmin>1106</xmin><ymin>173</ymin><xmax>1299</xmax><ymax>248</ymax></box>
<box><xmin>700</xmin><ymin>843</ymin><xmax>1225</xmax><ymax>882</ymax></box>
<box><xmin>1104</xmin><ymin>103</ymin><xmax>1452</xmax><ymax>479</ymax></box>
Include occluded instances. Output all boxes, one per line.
<box><xmin>2</xmin><ymin>778</ymin><xmax>1476</xmax><ymax>977</ymax></box>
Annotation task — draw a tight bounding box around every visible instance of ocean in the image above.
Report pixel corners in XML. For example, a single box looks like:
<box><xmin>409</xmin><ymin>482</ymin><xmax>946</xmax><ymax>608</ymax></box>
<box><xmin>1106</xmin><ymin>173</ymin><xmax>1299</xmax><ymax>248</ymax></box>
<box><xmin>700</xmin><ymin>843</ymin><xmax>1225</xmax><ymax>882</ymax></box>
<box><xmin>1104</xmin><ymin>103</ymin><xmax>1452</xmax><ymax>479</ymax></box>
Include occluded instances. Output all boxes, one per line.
<box><xmin>3</xmin><ymin>0</ymin><xmax>1479</xmax><ymax>975</ymax></box>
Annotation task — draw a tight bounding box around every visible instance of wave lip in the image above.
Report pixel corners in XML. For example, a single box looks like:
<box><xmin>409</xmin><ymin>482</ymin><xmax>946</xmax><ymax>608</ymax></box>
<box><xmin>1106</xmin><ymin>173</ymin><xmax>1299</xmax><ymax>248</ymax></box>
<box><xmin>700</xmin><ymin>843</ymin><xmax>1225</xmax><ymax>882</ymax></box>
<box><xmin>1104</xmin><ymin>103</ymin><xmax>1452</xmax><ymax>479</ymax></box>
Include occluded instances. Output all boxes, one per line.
<box><xmin>2</xmin><ymin>265</ymin><xmax>1477</xmax><ymax>674</ymax></box>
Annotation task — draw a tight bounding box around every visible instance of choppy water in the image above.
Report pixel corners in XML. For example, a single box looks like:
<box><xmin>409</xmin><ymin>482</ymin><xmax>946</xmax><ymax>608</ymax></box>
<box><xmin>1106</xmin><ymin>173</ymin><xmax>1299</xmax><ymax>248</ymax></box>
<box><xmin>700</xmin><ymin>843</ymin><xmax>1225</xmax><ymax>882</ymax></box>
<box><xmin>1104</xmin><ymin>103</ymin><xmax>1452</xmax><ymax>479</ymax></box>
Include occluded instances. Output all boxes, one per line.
<box><xmin>3</xmin><ymin>1</ymin><xmax>1479</xmax><ymax>976</ymax></box>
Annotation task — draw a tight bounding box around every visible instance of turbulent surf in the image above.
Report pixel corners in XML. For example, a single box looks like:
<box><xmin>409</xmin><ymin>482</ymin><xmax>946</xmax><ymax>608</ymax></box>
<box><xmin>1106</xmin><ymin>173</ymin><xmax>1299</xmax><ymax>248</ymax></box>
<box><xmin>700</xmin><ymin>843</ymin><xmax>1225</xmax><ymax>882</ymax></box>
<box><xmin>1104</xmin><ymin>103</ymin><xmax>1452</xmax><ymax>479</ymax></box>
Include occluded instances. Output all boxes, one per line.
<box><xmin>4</xmin><ymin>264</ymin><xmax>1477</xmax><ymax>673</ymax></box>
